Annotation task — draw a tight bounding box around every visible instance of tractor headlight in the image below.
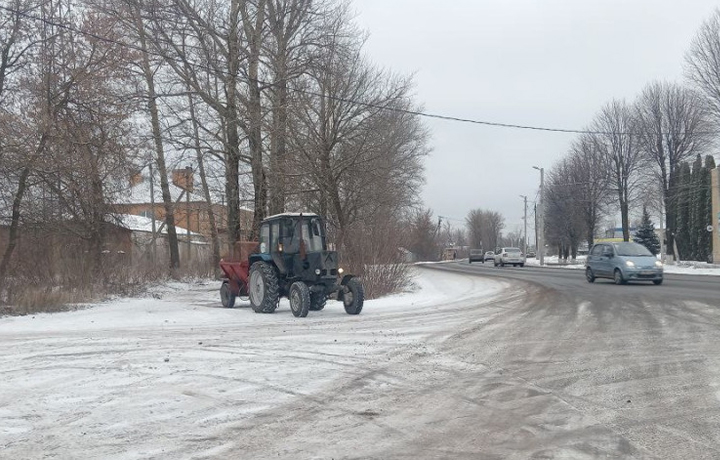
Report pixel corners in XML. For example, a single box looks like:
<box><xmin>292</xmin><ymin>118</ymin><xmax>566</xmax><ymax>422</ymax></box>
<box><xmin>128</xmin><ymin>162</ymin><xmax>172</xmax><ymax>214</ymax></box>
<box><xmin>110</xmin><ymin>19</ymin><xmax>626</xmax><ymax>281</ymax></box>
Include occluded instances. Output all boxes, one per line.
<box><xmin>625</xmin><ymin>261</ymin><xmax>635</xmax><ymax>268</ymax></box>
<box><xmin>338</xmin><ymin>268</ymin><xmax>344</xmax><ymax>275</ymax></box>
<box><xmin>315</xmin><ymin>269</ymin><xmax>321</xmax><ymax>275</ymax></box>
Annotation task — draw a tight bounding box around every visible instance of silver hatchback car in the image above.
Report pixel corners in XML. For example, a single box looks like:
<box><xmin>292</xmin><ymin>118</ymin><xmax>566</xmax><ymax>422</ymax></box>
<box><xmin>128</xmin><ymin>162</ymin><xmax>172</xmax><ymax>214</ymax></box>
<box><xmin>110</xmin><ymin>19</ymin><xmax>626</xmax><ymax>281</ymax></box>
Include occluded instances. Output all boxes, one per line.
<box><xmin>585</xmin><ymin>242</ymin><xmax>663</xmax><ymax>285</ymax></box>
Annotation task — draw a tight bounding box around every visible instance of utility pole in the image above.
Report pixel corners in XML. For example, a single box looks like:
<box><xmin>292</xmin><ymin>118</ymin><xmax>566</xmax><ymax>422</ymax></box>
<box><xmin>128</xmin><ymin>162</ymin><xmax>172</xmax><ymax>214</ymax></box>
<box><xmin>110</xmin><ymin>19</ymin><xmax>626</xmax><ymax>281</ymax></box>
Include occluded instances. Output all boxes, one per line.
<box><xmin>659</xmin><ymin>204</ymin><xmax>664</xmax><ymax>264</ymax></box>
<box><xmin>520</xmin><ymin>195</ymin><xmax>528</xmax><ymax>254</ymax></box>
<box><xmin>149</xmin><ymin>162</ymin><xmax>156</xmax><ymax>266</ymax></box>
<box><xmin>534</xmin><ymin>203</ymin><xmax>538</xmax><ymax>254</ymax></box>
<box><xmin>712</xmin><ymin>167</ymin><xmax>720</xmax><ymax>264</ymax></box>
<box><xmin>185</xmin><ymin>166</ymin><xmax>192</xmax><ymax>265</ymax></box>
<box><xmin>533</xmin><ymin>166</ymin><xmax>545</xmax><ymax>265</ymax></box>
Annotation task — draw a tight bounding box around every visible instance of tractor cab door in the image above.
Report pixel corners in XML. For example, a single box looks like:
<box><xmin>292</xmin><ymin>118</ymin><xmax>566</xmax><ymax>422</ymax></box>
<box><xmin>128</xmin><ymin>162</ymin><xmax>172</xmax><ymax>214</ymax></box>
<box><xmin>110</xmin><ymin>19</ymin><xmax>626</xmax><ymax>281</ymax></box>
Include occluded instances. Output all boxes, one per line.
<box><xmin>303</xmin><ymin>217</ymin><xmax>326</xmax><ymax>252</ymax></box>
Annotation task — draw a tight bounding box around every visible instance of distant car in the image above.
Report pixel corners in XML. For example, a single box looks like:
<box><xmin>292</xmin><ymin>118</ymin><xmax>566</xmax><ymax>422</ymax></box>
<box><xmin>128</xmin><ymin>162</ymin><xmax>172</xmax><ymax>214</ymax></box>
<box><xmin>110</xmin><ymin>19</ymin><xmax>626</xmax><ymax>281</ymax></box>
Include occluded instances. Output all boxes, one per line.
<box><xmin>494</xmin><ymin>247</ymin><xmax>525</xmax><ymax>267</ymax></box>
<box><xmin>585</xmin><ymin>242</ymin><xmax>663</xmax><ymax>285</ymax></box>
<box><xmin>468</xmin><ymin>249</ymin><xmax>484</xmax><ymax>263</ymax></box>
<box><xmin>526</xmin><ymin>251</ymin><xmax>536</xmax><ymax>258</ymax></box>
<box><xmin>483</xmin><ymin>251</ymin><xmax>495</xmax><ymax>263</ymax></box>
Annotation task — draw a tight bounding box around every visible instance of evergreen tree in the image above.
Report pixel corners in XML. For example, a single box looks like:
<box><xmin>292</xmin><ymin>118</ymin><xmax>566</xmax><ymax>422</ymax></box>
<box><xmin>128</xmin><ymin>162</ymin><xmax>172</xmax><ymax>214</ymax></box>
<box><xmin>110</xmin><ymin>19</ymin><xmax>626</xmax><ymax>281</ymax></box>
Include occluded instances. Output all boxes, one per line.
<box><xmin>695</xmin><ymin>155</ymin><xmax>717</xmax><ymax>261</ymax></box>
<box><xmin>634</xmin><ymin>206</ymin><xmax>661</xmax><ymax>255</ymax></box>
<box><xmin>675</xmin><ymin>161</ymin><xmax>692</xmax><ymax>259</ymax></box>
<box><xmin>690</xmin><ymin>154</ymin><xmax>703</xmax><ymax>259</ymax></box>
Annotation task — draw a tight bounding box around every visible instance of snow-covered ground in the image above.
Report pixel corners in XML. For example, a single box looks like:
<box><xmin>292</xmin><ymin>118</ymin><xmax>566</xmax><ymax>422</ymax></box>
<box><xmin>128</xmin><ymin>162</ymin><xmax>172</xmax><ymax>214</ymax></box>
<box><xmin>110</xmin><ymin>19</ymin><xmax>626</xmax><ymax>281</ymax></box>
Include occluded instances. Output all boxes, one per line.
<box><xmin>525</xmin><ymin>254</ymin><xmax>720</xmax><ymax>276</ymax></box>
<box><xmin>0</xmin><ymin>268</ymin><xmax>510</xmax><ymax>459</ymax></box>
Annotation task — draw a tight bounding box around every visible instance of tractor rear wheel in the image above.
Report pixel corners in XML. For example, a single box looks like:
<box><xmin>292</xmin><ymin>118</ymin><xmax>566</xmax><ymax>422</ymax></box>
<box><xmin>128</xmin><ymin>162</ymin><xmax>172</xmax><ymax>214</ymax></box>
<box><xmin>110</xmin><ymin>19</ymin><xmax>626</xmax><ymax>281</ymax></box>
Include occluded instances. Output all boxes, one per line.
<box><xmin>289</xmin><ymin>282</ymin><xmax>310</xmax><ymax>318</ymax></box>
<box><xmin>309</xmin><ymin>292</ymin><xmax>326</xmax><ymax>311</ymax></box>
<box><xmin>220</xmin><ymin>281</ymin><xmax>236</xmax><ymax>308</ymax></box>
<box><xmin>249</xmin><ymin>262</ymin><xmax>279</xmax><ymax>313</ymax></box>
<box><xmin>343</xmin><ymin>277</ymin><xmax>364</xmax><ymax>315</ymax></box>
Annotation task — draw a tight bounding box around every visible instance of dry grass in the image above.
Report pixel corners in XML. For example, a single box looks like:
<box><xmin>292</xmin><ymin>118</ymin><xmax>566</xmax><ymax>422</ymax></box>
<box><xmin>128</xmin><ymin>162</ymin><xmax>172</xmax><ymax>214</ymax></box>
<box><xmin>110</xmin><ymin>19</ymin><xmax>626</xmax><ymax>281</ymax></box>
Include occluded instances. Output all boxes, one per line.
<box><xmin>1</xmin><ymin>253</ymin><xmax>214</xmax><ymax>316</ymax></box>
<box><xmin>3</xmin><ymin>288</ymin><xmax>94</xmax><ymax>316</ymax></box>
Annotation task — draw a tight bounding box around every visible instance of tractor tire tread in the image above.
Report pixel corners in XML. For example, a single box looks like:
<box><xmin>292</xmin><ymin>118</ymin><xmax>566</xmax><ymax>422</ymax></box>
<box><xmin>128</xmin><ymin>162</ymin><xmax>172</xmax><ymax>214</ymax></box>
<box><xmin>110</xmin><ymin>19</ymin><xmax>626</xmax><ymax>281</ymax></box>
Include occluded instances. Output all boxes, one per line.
<box><xmin>220</xmin><ymin>281</ymin><xmax>236</xmax><ymax>308</ymax></box>
<box><xmin>289</xmin><ymin>281</ymin><xmax>310</xmax><ymax>318</ymax></box>
<box><xmin>249</xmin><ymin>261</ymin><xmax>280</xmax><ymax>313</ymax></box>
<box><xmin>343</xmin><ymin>277</ymin><xmax>364</xmax><ymax>315</ymax></box>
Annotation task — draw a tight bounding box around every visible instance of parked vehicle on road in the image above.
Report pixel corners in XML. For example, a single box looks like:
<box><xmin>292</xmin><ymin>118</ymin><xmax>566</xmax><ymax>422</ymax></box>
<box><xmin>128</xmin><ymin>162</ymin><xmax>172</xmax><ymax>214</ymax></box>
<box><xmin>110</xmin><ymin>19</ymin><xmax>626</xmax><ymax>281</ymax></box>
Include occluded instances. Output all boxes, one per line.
<box><xmin>468</xmin><ymin>249</ymin><xmax>484</xmax><ymax>263</ymax></box>
<box><xmin>483</xmin><ymin>251</ymin><xmax>495</xmax><ymax>263</ymax></box>
<box><xmin>585</xmin><ymin>242</ymin><xmax>663</xmax><ymax>285</ymax></box>
<box><xmin>494</xmin><ymin>247</ymin><xmax>525</xmax><ymax>267</ymax></box>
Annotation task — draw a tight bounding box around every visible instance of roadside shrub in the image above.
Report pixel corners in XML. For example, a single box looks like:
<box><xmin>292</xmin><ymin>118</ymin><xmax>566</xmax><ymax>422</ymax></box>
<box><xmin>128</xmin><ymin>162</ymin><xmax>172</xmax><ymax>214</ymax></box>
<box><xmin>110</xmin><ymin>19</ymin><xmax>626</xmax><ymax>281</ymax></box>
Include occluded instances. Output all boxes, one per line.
<box><xmin>341</xmin><ymin>216</ymin><xmax>413</xmax><ymax>299</ymax></box>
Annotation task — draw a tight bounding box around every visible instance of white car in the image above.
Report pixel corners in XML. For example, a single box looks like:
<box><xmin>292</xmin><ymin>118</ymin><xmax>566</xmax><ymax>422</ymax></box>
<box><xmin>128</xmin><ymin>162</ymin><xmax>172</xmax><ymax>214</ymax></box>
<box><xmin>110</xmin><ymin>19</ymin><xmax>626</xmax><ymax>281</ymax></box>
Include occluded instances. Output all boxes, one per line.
<box><xmin>494</xmin><ymin>247</ymin><xmax>525</xmax><ymax>267</ymax></box>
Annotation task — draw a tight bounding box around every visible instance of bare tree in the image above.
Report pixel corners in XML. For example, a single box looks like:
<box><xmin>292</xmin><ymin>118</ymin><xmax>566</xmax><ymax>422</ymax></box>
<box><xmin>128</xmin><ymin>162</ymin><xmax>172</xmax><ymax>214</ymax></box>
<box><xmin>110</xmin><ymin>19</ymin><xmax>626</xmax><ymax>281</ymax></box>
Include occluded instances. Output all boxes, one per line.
<box><xmin>241</xmin><ymin>0</ymin><xmax>268</xmax><ymax>237</ymax></box>
<box><xmin>131</xmin><ymin>5</ymin><xmax>182</xmax><ymax>270</ymax></box>
<box><xmin>0</xmin><ymin>0</ymin><xmax>57</xmax><ymax>290</ymax></box>
<box><xmin>686</xmin><ymin>9</ymin><xmax>720</xmax><ymax>122</ymax></box>
<box><xmin>264</xmin><ymin>0</ymin><xmax>321</xmax><ymax>215</ymax></box>
<box><xmin>567</xmin><ymin>134</ymin><xmax>610</xmax><ymax>246</ymax></box>
<box><xmin>133</xmin><ymin>0</ymin><xmax>254</xmax><ymax>247</ymax></box>
<box><xmin>590</xmin><ymin>100</ymin><xmax>644</xmax><ymax>242</ymax></box>
<box><xmin>405</xmin><ymin>208</ymin><xmax>440</xmax><ymax>262</ymax></box>
<box><xmin>289</xmin><ymin>7</ymin><xmax>427</xmax><ymax>251</ymax></box>
<box><xmin>633</xmin><ymin>81</ymin><xmax>712</xmax><ymax>256</ymax></box>
<box><xmin>545</xmin><ymin>158</ymin><xmax>585</xmax><ymax>259</ymax></box>
<box><xmin>465</xmin><ymin>209</ymin><xmax>484</xmax><ymax>249</ymax></box>
<box><xmin>465</xmin><ymin>208</ymin><xmax>504</xmax><ymax>252</ymax></box>
<box><xmin>187</xmin><ymin>93</ymin><xmax>222</xmax><ymax>270</ymax></box>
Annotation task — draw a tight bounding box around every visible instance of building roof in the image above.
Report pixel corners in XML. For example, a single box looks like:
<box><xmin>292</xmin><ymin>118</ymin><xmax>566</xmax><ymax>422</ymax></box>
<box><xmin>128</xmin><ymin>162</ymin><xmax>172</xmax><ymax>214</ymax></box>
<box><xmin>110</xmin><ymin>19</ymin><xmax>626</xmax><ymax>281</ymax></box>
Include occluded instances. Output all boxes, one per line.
<box><xmin>109</xmin><ymin>214</ymin><xmax>205</xmax><ymax>239</ymax></box>
<box><xmin>114</xmin><ymin>173</ymin><xmax>201</xmax><ymax>205</ymax></box>
<box><xmin>114</xmin><ymin>173</ymin><xmax>255</xmax><ymax>218</ymax></box>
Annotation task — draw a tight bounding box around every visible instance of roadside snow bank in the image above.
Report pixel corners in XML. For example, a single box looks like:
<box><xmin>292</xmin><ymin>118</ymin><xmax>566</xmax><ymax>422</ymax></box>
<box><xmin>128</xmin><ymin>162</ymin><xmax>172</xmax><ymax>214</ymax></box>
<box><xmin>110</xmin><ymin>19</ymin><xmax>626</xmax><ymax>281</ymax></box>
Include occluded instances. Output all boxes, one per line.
<box><xmin>525</xmin><ymin>254</ymin><xmax>720</xmax><ymax>276</ymax></box>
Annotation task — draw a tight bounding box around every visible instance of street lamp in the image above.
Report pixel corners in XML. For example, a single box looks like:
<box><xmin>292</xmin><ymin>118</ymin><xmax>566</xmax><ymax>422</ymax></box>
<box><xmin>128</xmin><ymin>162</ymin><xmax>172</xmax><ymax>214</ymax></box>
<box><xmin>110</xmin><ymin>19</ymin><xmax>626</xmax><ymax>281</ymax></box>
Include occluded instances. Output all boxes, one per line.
<box><xmin>533</xmin><ymin>166</ymin><xmax>545</xmax><ymax>266</ymax></box>
<box><xmin>519</xmin><ymin>195</ymin><xmax>528</xmax><ymax>254</ymax></box>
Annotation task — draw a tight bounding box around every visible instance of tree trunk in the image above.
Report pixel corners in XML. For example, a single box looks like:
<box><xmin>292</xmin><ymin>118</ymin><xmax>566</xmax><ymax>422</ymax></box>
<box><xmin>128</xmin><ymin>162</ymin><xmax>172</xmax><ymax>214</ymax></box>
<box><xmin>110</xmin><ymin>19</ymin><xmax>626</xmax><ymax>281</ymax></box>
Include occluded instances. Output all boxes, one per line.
<box><xmin>224</xmin><ymin>0</ymin><xmax>243</xmax><ymax>248</ymax></box>
<box><xmin>620</xmin><ymin>198</ymin><xmax>630</xmax><ymax>242</ymax></box>
<box><xmin>89</xmin><ymin>151</ymin><xmax>106</xmax><ymax>284</ymax></box>
<box><xmin>245</xmin><ymin>0</ymin><xmax>268</xmax><ymax>239</ymax></box>
<box><xmin>188</xmin><ymin>94</ymin><xmax>221</xmax><ymax>270</ymax></box>
<box><xmin>268</xmin><ymin>69</ymin><xmax>288</xmax><ymax>215</ymax></box>
<box><xmin>134</xmin><ymin>10</ymin><xmax>180</xmax><ymax>272</ymax></box>
<box><xmin>0</xmin><ymin>167</ymin><xmax>31</xmax><ymax>293</ymax></box>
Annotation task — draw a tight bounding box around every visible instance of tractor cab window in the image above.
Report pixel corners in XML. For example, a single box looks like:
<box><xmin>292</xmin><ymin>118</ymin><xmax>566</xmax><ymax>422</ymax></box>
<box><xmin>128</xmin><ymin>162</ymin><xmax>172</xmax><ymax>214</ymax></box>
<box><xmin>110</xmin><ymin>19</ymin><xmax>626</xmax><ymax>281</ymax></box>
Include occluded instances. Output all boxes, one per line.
<box><xmin>270</xmin><ymin>221</ymin><xmax>280</xmax><ymax>252</ymax></box>
<box><xmin>259</xmin><ymin>224</ymin><xmax>270</xmax><ymax>254</ymax></box>
<box><xmin>302</xmin><ymin>218</ymin><xmax>325</xmax><ymax>252</ymax></box>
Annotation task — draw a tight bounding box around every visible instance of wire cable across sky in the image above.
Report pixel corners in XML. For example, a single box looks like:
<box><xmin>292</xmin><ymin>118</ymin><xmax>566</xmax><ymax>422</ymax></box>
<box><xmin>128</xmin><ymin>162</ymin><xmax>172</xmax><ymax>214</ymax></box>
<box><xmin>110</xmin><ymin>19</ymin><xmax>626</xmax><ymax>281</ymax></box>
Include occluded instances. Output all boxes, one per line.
<box><xmin>2</xmin><ymin>3</ymin><xmax>719</xmax><ymax>137</ymax></box>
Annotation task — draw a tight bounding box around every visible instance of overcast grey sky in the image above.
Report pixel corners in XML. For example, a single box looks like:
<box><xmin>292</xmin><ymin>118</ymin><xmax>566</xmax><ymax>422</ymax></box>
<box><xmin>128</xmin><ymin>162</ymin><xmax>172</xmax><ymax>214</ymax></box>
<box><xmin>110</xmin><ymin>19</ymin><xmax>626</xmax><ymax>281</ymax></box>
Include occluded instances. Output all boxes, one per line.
<box><xmin>353</xmin><ymin>0</ymin><xmax>719</xmax><ymax>236</ymax></box>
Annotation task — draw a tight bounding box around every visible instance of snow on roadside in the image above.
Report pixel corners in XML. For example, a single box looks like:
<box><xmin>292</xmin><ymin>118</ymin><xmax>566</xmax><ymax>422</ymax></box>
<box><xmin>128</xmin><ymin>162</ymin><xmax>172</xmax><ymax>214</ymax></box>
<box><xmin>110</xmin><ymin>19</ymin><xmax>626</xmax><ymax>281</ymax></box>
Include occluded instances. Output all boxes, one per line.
<box><xmin>524</xmin><ymin>254</ymin><xmax>720</xmax><ymax>276</ymax></box>
<box><xmin>0</xmin><ymin>267</ymin><xmax>507</xmax><ymax>459</ymax></box>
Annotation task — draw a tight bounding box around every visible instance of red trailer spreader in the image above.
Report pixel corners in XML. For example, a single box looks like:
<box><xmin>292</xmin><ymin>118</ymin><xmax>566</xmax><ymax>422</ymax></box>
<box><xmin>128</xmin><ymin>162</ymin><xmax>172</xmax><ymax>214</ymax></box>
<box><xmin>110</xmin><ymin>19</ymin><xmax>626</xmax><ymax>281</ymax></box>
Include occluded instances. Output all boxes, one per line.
<box><xmin>218</xmin><ymin>241</ymin><xmax>257</xmax><ymax>308</ymax></box>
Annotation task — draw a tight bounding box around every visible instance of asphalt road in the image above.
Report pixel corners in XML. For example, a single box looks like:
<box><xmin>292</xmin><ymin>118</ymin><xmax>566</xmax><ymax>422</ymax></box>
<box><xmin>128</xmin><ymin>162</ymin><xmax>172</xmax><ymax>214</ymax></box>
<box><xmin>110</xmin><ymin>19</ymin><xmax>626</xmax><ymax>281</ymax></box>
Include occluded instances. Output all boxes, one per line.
<box><xmin>452</xmin><ymin>260</ymin><xmax>720</xmax><ymax>303</ymax></box>
<box><xmin>232</xmin><ymin>262</ymin><xmax>720</xmax><ymax>459</ymax></box>
<box><xmin>416</xmin><ymin>261</ymin><xmax>720</xmax><ymax>459</ymax></box>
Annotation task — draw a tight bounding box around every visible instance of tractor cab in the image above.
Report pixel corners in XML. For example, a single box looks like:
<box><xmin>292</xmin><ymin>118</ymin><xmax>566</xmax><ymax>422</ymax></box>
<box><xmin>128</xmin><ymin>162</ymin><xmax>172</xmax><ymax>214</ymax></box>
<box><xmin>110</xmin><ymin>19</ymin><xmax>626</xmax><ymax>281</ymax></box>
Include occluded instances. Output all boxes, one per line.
<box><xmin>258</xmin><ymin>213</ymin><xmax>326</xmax><ymax>255</ymax></box>
<box><xmin>251</xmin><ymin>213</ymin><xmax>341</xmax><ymax>288</ymax></box>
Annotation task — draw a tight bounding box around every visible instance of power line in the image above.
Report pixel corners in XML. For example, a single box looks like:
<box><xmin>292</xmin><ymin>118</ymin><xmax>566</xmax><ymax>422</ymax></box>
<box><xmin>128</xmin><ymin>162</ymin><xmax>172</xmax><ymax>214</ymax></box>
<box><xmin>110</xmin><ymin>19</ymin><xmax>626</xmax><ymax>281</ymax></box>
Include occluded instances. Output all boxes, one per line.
<box><xmin>4</xmin><ymin>3</ymin><xmax>719</xmax><ymax>137</ymax></box>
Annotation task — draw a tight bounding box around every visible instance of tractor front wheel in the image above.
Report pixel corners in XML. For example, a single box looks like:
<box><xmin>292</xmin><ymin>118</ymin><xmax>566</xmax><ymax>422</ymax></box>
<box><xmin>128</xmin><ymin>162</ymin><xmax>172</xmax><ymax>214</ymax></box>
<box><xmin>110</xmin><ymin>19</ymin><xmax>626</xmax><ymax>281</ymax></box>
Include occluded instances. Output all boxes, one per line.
<box><xmin>220</xmin><ymin>281</ymin><xmax>236</xmax><ymax>308</ymax></box>
<box><xmin>343</xmin><ymin>278</ymin><xmax>364</xmax><ymax>315</ymax></box>
<box><xmin>289</xmin><ymin>282</ymin><xmax>310</xmax><ymax>318</ymax></box>
<box><xmin>249</xmin><ymin>262</ymin><xmax>279</xmax><ymax>313</ymax></box>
